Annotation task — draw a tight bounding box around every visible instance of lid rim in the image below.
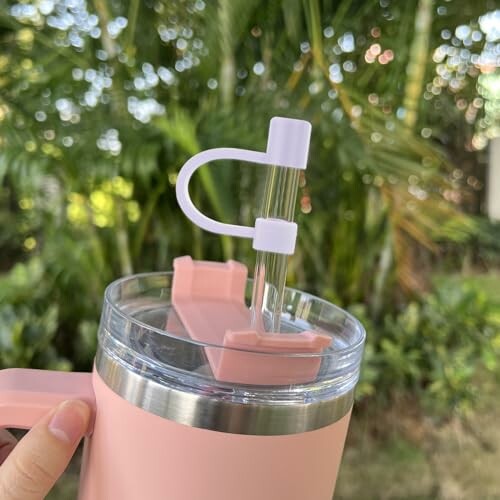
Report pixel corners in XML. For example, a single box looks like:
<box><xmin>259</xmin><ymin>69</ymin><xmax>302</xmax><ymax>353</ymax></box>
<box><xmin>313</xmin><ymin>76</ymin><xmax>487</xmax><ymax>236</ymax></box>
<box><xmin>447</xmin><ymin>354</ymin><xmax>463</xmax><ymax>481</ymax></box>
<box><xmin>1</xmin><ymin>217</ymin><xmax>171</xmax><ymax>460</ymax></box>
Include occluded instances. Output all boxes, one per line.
<box><xmin>103</xmin><ymin>271</ymin><xmax>366</xmax><ymax>357</ymax></box>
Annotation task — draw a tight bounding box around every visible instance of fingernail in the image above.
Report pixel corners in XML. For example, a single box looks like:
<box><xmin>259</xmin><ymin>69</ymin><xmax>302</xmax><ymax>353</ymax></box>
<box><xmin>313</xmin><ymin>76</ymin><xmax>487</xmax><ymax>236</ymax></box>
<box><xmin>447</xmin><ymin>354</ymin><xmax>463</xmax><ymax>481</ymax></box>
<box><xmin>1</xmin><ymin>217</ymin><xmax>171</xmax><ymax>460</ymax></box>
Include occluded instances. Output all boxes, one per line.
<box><xmin>48</xmin><ymin>401</ymin><xmax>89</xmax><ymax>444</ymax></box>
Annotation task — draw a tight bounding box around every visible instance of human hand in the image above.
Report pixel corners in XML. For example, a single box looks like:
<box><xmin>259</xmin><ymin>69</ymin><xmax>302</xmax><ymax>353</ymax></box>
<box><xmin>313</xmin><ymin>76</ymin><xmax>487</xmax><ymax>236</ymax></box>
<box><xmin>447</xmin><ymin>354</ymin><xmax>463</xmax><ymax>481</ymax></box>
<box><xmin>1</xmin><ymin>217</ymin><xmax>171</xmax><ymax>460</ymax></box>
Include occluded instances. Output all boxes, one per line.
<box><xmin>0</xmin><ymin>400</ymin><xmax>91</xmax><ymax>500</ymax></box>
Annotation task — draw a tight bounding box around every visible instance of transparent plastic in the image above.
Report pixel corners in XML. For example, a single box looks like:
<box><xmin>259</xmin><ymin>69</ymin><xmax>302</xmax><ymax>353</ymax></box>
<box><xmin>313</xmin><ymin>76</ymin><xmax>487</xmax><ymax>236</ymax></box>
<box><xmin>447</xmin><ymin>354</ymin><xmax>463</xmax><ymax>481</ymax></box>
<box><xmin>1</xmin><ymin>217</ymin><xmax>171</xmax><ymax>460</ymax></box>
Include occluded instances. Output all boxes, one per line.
<box><xmin>251</xmin><ymin>165</ymin><xmax>300</xmax><ymax>332</ymax></box>
<box><xmin>98</xmin><ymin>272</ymin><xmax>365</xmax><ymax>406</ymax></box>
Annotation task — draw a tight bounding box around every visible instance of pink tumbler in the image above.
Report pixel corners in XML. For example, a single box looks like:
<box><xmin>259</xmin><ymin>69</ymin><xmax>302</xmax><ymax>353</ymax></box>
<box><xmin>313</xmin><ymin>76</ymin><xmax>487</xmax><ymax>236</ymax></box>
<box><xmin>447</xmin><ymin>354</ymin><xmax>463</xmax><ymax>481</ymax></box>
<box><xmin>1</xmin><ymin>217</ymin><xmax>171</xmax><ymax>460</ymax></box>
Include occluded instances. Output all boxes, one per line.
<box><xmin>0</xmin><ymin>272</ymin><xmax>365</xmax><ymax>499</ymax></box>
<box><xmin>0</xmin><ymin>117</ymin><xmax>365</xmax><ymax>499</ymax></box>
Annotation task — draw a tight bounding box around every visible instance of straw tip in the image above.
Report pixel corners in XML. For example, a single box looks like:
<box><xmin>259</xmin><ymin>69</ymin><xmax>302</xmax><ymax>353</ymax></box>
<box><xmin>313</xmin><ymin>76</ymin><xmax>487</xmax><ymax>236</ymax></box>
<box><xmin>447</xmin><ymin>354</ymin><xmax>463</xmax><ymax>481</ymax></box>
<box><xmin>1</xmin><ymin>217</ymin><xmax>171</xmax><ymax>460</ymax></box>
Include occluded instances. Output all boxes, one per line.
<box><xmin>266</xmin><ymin>117</ymin><xmax>312</xmax><ymax>169</ymax></box>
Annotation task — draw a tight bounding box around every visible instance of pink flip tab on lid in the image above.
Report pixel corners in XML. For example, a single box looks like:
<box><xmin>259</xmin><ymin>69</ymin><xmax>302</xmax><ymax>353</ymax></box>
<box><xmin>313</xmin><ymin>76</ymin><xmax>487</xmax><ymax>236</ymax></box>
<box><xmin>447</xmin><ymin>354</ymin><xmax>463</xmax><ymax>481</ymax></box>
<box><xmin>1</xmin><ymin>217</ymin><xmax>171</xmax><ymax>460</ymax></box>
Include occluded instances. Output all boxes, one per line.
<box><xmin>171</xmin><ymin>117</ymin><xmax>330</xmax><ymax>385</ymax></box>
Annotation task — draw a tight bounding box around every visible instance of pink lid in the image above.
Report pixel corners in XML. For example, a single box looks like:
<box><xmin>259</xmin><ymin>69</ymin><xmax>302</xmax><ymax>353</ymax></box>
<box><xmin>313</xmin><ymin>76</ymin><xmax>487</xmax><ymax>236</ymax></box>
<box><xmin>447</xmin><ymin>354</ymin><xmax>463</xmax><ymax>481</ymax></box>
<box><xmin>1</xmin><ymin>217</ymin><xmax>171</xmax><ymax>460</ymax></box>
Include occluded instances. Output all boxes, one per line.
<box><xmin>170</xmin><ymin>256</ymin><xmax>330</xmax><ymax>385</ymax></box>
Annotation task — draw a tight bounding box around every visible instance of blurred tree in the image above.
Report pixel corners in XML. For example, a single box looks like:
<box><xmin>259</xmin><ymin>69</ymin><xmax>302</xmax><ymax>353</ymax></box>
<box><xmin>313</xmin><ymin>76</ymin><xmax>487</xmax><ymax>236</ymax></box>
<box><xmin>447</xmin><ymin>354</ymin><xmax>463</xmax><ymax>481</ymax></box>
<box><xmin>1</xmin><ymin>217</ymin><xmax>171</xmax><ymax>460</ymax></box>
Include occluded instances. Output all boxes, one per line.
<box><xmin>0</xmin><ymin>0</ymin><xmax>497</xmax><ymax>369</ymax></box>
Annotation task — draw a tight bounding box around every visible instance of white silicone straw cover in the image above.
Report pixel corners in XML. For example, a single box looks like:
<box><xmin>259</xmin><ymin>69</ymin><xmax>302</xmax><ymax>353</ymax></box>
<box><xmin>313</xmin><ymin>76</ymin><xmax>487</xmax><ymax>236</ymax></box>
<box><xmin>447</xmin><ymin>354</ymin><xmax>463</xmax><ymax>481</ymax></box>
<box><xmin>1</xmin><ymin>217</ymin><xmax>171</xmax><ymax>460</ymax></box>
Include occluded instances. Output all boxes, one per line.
<box><xmin>175</xmin><ymin>117</ymin><xmax>311</xmax><ymax>255</ymax></box>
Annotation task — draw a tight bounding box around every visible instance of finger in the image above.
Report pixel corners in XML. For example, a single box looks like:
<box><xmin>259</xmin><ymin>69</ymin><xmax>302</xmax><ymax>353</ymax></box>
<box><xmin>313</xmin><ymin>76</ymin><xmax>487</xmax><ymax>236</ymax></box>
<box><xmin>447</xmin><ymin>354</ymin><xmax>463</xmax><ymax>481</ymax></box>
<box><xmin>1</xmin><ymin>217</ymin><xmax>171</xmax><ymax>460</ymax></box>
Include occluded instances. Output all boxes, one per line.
<box><xmin>0</xmin><ymin>430</ymin><xmax>17</xmax><ymax>465</ymax></box>
<box><xmin>0</xmin><ymin>400</ymin><xmax>90</xmax><ymax>500</ymax></box>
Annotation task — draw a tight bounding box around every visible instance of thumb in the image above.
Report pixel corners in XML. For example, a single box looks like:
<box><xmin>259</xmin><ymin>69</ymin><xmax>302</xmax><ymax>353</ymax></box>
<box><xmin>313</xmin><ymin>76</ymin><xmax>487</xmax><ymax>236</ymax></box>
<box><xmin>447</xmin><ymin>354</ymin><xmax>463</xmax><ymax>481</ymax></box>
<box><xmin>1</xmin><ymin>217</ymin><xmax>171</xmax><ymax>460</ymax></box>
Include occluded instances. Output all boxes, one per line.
<box><xmin>0</xmin><ymin>400</ymin><xmax>90</xmax><ymax>500</ymax></box>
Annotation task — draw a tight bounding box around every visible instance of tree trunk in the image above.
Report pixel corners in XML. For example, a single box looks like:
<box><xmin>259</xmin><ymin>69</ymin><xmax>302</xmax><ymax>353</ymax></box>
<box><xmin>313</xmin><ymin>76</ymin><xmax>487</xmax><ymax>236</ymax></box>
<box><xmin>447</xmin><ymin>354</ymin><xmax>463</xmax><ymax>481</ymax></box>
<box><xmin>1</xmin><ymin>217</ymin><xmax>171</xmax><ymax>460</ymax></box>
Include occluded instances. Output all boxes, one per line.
<box><xmin>403</xmin><ymin>0</ymin><xmax>434</xmax><ymax>129</ymax></box>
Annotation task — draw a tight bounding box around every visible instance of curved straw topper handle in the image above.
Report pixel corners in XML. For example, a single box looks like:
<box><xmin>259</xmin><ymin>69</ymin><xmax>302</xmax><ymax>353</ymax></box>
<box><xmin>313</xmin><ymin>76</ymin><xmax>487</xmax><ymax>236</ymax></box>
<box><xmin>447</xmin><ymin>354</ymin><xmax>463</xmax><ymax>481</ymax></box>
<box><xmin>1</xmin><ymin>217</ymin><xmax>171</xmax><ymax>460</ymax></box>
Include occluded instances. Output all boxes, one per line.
<box><xmin>175</xmin><ymin>117</ymin><xmax>311</xmax><ymax>255</ymax></box>
<box><xmin>0</xmin><ymin>369</ymin><xmax>95</xmax><ymax>434</ymax></box>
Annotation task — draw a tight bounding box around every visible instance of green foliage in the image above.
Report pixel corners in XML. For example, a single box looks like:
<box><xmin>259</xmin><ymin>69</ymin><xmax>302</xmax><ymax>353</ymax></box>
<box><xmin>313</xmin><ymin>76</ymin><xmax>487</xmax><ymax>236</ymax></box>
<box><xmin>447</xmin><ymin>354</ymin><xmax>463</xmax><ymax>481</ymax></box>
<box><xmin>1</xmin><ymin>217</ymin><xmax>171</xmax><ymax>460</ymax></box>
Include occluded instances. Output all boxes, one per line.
<box><xmin>0</xmin><ymin>258</ymin><xmax>71</xmax><ymax>369</ymax></box>
<box><xmin>473</xmin><ymin>219</ymin><xmax>500</xmax><ymax>267</ymax></box>
<box><xmin>356</xmin><ymin>281</ymin><xmax>500</xmax><ymax>414</ymax></box>
<box><xmin>0</xmin><ymin>0</ymin><xmax>489</xmax><ymax>294</ymax></box>
<box><xmin>0</xmin><ymin>0</ymin><xmax>498</xmax><ymax>418</ymax></box>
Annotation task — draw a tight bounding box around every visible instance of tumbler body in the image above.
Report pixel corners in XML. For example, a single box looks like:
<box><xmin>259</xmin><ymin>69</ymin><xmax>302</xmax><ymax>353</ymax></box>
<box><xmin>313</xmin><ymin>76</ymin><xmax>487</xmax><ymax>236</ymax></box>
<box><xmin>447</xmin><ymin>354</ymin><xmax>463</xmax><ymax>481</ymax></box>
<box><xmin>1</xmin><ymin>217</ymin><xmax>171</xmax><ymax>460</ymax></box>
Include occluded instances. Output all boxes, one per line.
<box><xmin>78</xmin><ymin>371</ymin><xmax>351</xmax><ymax>500</ymax></box>
<box><xmin>0</xmin><ymin>272</ymin><xmax>365</xmax><ymax>500</ymax></box>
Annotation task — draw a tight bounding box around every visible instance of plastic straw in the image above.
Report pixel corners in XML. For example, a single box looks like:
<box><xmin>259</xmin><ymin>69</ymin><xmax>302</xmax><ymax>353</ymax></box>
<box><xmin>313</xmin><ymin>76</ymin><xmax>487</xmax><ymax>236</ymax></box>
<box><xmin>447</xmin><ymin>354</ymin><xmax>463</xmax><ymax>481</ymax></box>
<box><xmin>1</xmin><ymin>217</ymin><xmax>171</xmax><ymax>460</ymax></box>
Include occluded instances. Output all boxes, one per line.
<box><xmin>250</xmin><ymin>165</ymin><xmax>300</xmax><ymax>332</ymax></box>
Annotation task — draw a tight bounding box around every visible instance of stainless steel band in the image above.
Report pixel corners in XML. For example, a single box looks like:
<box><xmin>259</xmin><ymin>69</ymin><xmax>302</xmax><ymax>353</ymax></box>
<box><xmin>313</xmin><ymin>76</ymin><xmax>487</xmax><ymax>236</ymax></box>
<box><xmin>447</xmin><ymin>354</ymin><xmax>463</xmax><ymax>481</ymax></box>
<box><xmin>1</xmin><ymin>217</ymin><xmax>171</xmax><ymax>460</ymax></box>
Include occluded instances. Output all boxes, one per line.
<box><xmin>95</xmin><ymin>348</ymin><xmax>354</xmax><ymax>436</ymax></box>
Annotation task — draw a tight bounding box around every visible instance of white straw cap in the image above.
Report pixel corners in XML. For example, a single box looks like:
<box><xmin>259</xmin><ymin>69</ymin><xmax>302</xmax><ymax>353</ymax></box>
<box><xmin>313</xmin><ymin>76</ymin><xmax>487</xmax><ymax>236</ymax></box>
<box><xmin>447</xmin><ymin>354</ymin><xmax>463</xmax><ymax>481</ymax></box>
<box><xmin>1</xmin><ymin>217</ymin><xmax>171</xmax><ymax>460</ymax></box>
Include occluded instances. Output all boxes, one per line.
<box><xmin>265</xmin><ymin>117</ymin><xmax>312</xmax><ymax>169</ymax></box>
<box><xmin>175</xmin><ymin>117</ymin><xmax>312</xmax><ymax>254</ymax></box>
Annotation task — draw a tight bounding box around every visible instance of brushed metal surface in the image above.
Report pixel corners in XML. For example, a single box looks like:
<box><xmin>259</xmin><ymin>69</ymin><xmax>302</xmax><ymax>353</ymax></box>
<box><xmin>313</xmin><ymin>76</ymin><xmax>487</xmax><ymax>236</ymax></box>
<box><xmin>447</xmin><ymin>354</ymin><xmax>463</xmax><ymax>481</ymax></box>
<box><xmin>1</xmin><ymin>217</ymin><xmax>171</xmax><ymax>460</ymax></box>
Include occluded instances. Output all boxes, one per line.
<box><xmin>96</xmin><ymin>348</ymin><xmax>354</xmax><ymax>436</ymax></box>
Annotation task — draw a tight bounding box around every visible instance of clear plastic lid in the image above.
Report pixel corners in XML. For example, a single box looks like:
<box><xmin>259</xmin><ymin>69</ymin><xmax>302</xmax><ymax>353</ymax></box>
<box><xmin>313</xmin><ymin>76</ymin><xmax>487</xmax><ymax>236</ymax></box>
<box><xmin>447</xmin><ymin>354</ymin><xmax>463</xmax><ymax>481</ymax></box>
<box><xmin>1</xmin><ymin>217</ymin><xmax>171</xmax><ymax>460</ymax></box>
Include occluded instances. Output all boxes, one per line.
<box><xmin>98</xmin><ymin>272</ymin><xmax>365</xmax><ymax>406</ymax></box>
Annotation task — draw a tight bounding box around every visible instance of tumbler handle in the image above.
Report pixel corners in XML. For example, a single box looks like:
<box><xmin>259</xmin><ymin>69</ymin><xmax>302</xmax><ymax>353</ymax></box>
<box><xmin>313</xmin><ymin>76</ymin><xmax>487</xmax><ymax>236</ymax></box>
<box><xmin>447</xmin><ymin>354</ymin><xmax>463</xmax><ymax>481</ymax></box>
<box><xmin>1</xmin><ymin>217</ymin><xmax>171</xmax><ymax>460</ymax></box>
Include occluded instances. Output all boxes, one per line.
<box><xmin>0</xmin><ymin>369</ymin><xmax>95</xmax><ymax>434</ymax></box>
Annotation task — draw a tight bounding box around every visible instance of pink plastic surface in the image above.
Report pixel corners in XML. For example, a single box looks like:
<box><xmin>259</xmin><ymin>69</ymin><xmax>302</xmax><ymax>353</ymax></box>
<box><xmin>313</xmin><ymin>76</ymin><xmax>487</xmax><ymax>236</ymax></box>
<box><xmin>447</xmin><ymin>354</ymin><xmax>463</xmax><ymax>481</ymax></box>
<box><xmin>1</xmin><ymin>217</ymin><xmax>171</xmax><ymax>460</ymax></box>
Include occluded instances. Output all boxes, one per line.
<box><xmin>0</xmin><ymin>368</ymin><xmax>352</xmax><ymax>498</ymax></box>
<box><xmin>0</xmin><ymin>368</ymin><xmax>95</xmax><ymax>432</ymax></box>
<box><xmin>170</xmin><ymin>256</ymin><xmax>330</xmax><ymax>384</ymax></box>
<box><xmin>79</xmin><ymin>370</ymin><xmax>351</xmax><ymax>500</ymax></box>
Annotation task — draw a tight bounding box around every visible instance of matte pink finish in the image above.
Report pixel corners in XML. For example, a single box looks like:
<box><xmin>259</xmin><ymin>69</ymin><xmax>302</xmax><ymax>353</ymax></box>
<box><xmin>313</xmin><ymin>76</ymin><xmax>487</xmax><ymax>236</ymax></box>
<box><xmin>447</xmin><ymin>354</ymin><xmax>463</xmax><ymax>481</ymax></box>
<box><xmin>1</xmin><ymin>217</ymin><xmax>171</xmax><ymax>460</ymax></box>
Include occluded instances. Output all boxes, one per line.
<box><xmin>79</xmin><ymin>370</ymin><xmax>351</xmax><ymax>500</ymax></box>
<box><xmin>0</xmin><ymin>368</ymin><xmax>352</xmax><ymax>499</ymax></box>
<box><xmin>0</xmin><ymin>368</ymin><xmax>95</xmax><ymax>432</ymax></box>
<box><xmin>171</xmin><ymin>256</ymin><xmax>330</xmax><ymax>384</ymax></box>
